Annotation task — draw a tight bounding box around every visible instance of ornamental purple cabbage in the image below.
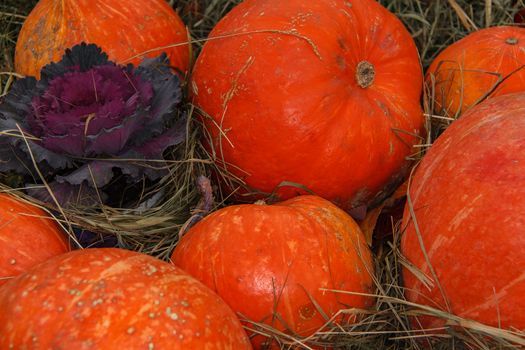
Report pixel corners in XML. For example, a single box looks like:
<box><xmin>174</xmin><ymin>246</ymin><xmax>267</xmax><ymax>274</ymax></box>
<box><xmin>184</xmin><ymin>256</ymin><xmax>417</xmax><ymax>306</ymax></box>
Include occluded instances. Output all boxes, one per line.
<box><xmin>0</xmin><ymin>43</ymin><xmax>185</xmax><ymax>207</ymax></box>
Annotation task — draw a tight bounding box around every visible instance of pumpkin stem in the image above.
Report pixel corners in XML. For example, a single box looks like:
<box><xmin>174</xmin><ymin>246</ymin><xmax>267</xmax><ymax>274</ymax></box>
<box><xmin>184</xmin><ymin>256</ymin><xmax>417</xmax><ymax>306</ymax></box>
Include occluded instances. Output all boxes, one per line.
<box><xmin>356</xmin><ymin>61</ymin><xmax>375</xmax><ymax>88</ymax></box>
<box><xmin>506</xmin><ymin>37</ymin><xmax>518</xmax><ymax>45</ymax></box>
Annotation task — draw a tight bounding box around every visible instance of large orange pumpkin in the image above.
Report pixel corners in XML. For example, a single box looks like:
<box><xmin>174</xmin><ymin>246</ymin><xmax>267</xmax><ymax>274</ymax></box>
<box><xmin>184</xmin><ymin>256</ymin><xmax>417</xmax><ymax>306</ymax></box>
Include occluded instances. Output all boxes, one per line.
<box><xmin>427</xmin><ymin>26</ymin><xmax>525</xmax><ymax>117</ymax></box>
<box><xmin>15</xmin><ymin>0</ymin><xmax>190</xmax><ymax>78</ymax></box>
<box><xmin>192</xmin><ymin>0</ymin><xmax>423</xmax><ymax>211</ymax></box>
<box><xmin>171</xmin><ymin>195</ymin><xmax>375</xmax><ymax>348</ymax></box>
<box><xmin>0</xmin><ymin>193</ymin><xmax>69</xmax><ymax>286</ymax></box>
<box><xmin>401</xmin><ymin>93</ymin><xmax>525</xmax><ymax>333</ymax></box>
<box><xmin>0</xmin><ymin>248</ymin><xmax>252</xmax><ymax>349</ymax></box>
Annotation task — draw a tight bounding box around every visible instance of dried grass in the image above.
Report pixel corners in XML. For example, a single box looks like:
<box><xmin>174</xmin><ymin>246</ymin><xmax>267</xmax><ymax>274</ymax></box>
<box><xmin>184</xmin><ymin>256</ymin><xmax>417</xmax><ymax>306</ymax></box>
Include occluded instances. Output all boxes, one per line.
<box><xmin>1</xmin><ymin>0</ymin><xmax>524</xmax><ymax>349</ymax></box>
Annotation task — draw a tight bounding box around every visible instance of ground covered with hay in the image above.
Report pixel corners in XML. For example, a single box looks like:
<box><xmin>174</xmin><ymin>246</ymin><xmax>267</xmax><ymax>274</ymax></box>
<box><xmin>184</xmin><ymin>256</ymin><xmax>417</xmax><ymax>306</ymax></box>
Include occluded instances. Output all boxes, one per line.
<box><xmin>1</xmin><ymin>0</ymin><xmax>524</xmax><ymax>349</ymax></box>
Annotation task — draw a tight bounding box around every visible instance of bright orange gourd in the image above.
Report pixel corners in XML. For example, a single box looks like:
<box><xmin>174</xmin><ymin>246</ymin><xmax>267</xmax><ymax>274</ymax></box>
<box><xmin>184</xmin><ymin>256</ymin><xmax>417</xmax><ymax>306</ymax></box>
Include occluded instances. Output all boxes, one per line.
<box><xmin>0</xmin><ymin>193</ymin><xmax>69</xmax><ymax>286</ymax></box>
<box><xmin>427</xmin><ymin>26</ymin><xmax>525</xmax><ymax>117</ymax></box>
<box><xmin>0</xmin><ymin>248</ymin><xmax>252</xmax><ymax>349</ymax></box>
<box><xmin>192</xmin><ymin>0</ymin><xmax>423</xmax><ymax>211</ymax></box>
<box><xmin>171</xmin><ymin>195</ymin><xmax>375</xmax><ymax>349</ymax></box>
<box><xmin>401</xmin><ymin>93</ymin><xmax>525</xmax><ymax>332</ymax></box>
<box><xmin>15</xmin><ymin>0</ymin><xmax>190</xmax><ymax>78</ymax></box>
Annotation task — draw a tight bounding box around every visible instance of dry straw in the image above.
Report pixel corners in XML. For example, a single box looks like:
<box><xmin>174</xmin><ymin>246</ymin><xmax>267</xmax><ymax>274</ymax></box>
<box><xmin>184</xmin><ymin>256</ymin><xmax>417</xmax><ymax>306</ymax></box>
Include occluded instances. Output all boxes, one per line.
<box><xmin>1</xmin><ymin>0</ymin><xmax>525</xmax><ymax>349</ymax></box>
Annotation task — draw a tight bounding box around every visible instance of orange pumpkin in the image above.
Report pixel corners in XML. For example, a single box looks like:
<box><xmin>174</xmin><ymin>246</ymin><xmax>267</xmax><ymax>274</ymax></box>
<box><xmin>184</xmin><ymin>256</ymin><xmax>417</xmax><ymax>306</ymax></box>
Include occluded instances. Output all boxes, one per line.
<box><xmin>401</xmin><ymin>93</ymin><xmax>525</xmax><ymax>333</ymax></box>
<box><xmin>15</xmin><ymin>0</ymin><xmax>190</xmax><ymax>78</ymax></box>
<box><xmin>0</xmin><ymin>193</ymin><xmax>69</xmax><ymax>286</ymax></box>
<box><xmin>427</xmin><ymin>26</ymin><xmax>525</xmax><ymax>117</ymax></box>
<box><xmin>191</xmin><ymin>0</ymin><xmax>424</xmax><ymax>211</ymax></box>
<box><xmin>171</xmin><ymin>195</ymin><xmax>375</xmax><ymax>349</ymax></box>
<box><xmin>0</xmin><ymin>248</ymin><xmax>252</xmax><ymax>349</ymax></box>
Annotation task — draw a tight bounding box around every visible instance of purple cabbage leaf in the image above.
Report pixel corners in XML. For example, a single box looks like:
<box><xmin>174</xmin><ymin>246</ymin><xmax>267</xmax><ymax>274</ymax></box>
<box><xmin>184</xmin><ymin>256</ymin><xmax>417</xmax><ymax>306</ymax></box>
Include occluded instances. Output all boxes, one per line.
<box><xmin>0</xmin><ymin>43</ymin><xmax>185</xmax><ymax>207</ymax></box>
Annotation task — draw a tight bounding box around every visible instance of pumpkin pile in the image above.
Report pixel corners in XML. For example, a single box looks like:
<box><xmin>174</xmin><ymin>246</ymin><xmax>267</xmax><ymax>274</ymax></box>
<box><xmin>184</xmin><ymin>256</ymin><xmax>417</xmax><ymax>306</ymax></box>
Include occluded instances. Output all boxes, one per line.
<box><xmin>0</xmin><ymin>0</ymin><xmax>525</xmax><ymax>349</ymax></box>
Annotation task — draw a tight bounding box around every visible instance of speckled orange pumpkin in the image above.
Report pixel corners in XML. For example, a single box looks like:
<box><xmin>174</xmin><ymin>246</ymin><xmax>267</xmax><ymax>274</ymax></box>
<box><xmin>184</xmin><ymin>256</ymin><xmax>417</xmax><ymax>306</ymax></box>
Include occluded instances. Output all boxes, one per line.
<box><xmin>0</xmin><ymin>248</ymin><xmax>252</xmax><ymax>349</ymax></box>
<box><xmin>171</xmin><ymin>195</ymin><xmax>375</xmax><ymax>349</ymax></box>
<box><xmin>0</xmin><ymin>193</ymin><xmax>69</xmax><ymax>286</ymax></box>
<box><xmin>15</xmin><ymin>0</ymin><xmax>190</xmax><ymax>78</ymax></box>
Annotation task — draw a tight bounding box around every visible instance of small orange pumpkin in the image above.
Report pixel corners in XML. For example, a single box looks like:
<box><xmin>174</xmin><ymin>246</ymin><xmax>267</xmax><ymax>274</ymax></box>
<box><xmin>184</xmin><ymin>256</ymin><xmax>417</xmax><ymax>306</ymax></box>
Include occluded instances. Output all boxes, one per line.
<box><xmin>427</xmin><ymin>26</ymin><xmax>525</xmax><ymax>117</ymax></box>
<box><xmin>171</xmin><ymin>195</ymin><xmax>375</xmax><ymax>349</ymax></box>
<box><xmin>0</xmin><ymin>193</ymin><xmax>69</xmax><ymax>286</ymax></box>
<box><xmin>15</xmin><ymin>0</ymin><xmax>190</xmax><ymax>78</ymax></box>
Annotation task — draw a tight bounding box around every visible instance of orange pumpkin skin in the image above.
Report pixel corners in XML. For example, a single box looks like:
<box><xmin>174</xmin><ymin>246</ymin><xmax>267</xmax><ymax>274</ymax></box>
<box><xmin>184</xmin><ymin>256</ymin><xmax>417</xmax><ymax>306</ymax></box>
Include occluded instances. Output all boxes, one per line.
<box><xmin>0</xmin><ymin>248</ymin><xmax>252</xmax><ymax>349</ymax></box>
<box><xmin>401</xmin><ymin>93</ymin><xmax>525</xmax><ymax>332</ymax></box>
<box><xmin>15</xmin><ymin>0</ymin><xmax>190</xmax><ymax>78</ymax></box>
<box><xmin>171</xmin><ymin>195</ymin><xmax>375</xmax><ymax>348</ymax></box>
<box><xmin>0</xmin><ymin>193</ymin><xmax>69</xmax><ymax>286</ymax></box>
<box><xmin>192</xmin><ymin>0</ymin><xmax>423</xmax><ymax>210</ymax></box>
<box><xmin>427</xmin><ymin>26</ymin><xmax>525</xmax><ymax>117</ymax></box>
